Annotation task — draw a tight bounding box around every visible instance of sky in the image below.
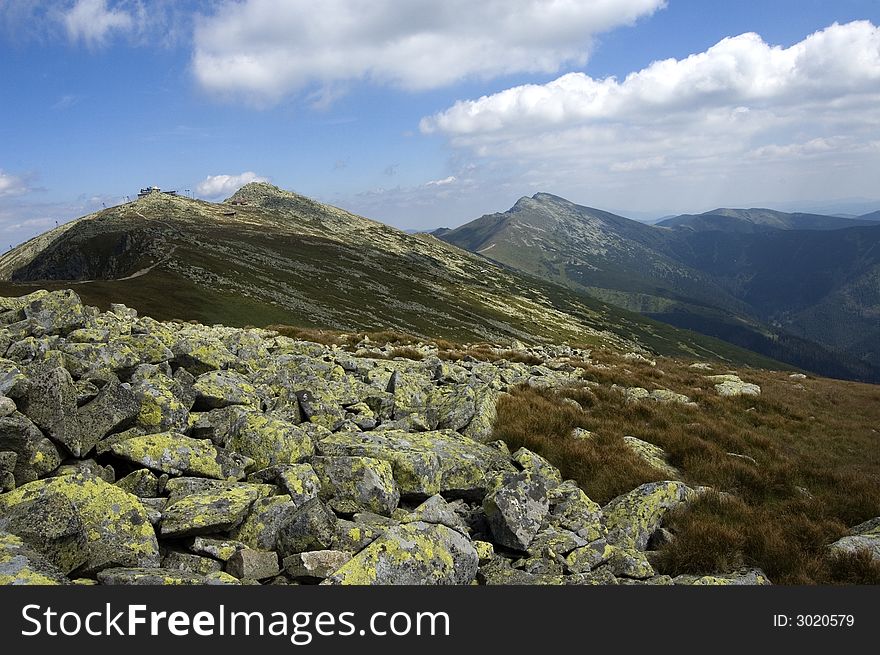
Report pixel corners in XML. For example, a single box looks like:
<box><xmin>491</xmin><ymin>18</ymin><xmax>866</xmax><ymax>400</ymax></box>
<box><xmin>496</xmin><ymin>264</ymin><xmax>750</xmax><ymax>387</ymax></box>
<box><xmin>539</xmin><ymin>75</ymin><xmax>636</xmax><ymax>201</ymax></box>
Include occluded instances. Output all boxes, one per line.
<box><xmin>1</xmin><ymin>0</ymin><xmax>880</xmax><ymax>244</ymax></box>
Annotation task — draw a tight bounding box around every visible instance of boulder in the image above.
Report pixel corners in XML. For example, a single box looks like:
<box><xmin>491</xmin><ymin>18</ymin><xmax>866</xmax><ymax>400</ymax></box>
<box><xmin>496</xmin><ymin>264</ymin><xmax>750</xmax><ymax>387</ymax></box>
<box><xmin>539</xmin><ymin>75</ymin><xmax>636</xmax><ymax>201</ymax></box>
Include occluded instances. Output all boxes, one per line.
<box><xmin>483</xmin><ymin>472</ymin><xmax>549</xmax><ymax>551</ymax></box>
<box><xmin>0</xmin><ymin>412</ymin><xmax>62</xmax><ymax>485</ymax></box>
<box><xmin>0</xmin><ymin>473</ymin><xmax>159</xmax><ymax>574</ymax></box>
<box><xmin>231</xmin><ymin>495</ymin><xmax>297</xmax><ymax>550</ymax></box>
<box><xmin>604</xmin><ymin>480</ymin><xmax>694</xmax><ymax>551</ymax></box>
<box><xmin>160</xmin><ymin>487</ymin><xmax>264</xmax><ymax>537</ymax></box>
<box><xmin>276</xmin><ymin>498</ymin><xmax>338</xmax><ymax>556</ymax></box>
<box><xmin>225</xmin><ymin>548</ymin><xmax>279</xmax><ymax>580</ymax></box>
<box><xmin>323</xmin><ymin>522</ymin><xmax>478</xmax><ymax>585</ymax></box>
<box><xmin>0</xmin><ymin>531</ymin><xmax>70</xmax><ymax>585</ymax></box>
<box><xmin>284</xmin><ymin>550</ymin><xmax>353</xmax><ymax>582</ymax></box>
<box><xmin>707</xmin><ymin>375</ymin><xmax>761</xmax><ymax>397</ymax></box>
<box><xmin>96</xmin><ymin>567</ymin><xmax>239</xmax><ymax>585</ymax></box>
<box><xmin>228</xmin><ymin>413</ymin><xmax>314</xmax><ymax>470</ymax></box>
<box><xmin>111</xmin><ymin>432</ymin><xmax>253</xmax><ymax>480</ymax></box>
<box><xmin>193</xmin><ymin>370</ymin><xmax>260</xmax><ymax>409</ymax></box>
<box><xmin>310</xmin><ymin>455</ymin><xmax>400</xmax><ymax>516</ymax></box>
<box><xmin>22</xmin><ymin>289</ymin><xmax>85</xmax><ymax>335</ymax></box>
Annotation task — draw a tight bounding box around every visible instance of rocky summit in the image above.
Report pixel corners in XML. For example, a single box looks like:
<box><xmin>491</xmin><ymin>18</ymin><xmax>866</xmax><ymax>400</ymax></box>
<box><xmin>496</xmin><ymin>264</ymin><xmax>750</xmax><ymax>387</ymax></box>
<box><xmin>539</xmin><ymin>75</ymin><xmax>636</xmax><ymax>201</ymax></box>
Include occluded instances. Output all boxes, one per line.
<box><xmin>0</xmin><ymin>289</ymin><xmax>782</xmax><ymax>586</ymax></box>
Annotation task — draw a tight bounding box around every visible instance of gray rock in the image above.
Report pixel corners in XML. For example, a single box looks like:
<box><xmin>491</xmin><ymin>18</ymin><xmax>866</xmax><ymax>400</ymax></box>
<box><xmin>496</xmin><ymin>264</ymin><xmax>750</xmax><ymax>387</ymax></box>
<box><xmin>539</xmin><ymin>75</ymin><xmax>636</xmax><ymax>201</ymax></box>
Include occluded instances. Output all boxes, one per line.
<box><xmin>226</xmin><ymin>549</ymin><xmax>279</xmax><ymax>580</ymax></box>
<box><xmin>310</xmin><ymin>455</ymin><xmax>400</xmax><ymax>516</ymax></box>
<box><xmin>283</xmin><ymin>550</ymin><xmax>353</xmax><ymax>582</ymax></box>
<box><xmin>276</xmin><ymin>498</ymin><xmax>338</xmax><ymax>556</ymax></box>
<box><xmin>483</xmin><ymin>472</ymin><xmax>549</xmax><ymax>551</ymax></box>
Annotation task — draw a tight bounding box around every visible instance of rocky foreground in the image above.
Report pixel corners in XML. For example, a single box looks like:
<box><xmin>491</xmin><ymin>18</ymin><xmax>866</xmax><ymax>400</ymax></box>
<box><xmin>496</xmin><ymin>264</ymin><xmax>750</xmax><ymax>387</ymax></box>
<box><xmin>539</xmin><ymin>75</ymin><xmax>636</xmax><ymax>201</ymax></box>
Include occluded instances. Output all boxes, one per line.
<box><xmin>0</xmin><ymin>289</ymin><xmax>786</xmax><ymax>585</ymax></box>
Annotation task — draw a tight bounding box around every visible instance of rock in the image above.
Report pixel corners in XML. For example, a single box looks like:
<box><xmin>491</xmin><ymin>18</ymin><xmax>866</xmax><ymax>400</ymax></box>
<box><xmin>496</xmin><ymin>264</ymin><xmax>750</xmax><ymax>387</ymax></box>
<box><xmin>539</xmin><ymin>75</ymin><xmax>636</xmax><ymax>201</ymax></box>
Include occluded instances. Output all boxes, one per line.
<box><xmin>0</xmin><ymin>531</ymin><xmax>70</xmax><ymax>585</ymax></box>
<box><xmin>228</xmin><ymin>413</ymin><xmax>314</xmax><ymax>470</ymax></box>
<box><xmin>74</xmin><ymin>376</ymin><xmax>140</xmax><ymax>456</ymax></box>
<box><xmin>188</xmin><ymin>537</ymin><xmax>247</xmax><ymax>562</ymax></box>
<box><xmin>96</xmin><ymin>567</ymin><xmax>240</xmax><ymax>585</ymax></box>
<box><xmin>276</xmin><ymin>498</ymin><xmax>338</xmax><ymax>556</ymax></box>
<box><xmin>317</xmin><ymin>429</ymin><xmax>514</xmax><ymax>498</ymax></box>
<box><xmin>483</xmin><ymin>472</ymin><xmax>549</xmax><ymax>551</ymax></box>
<box><xmin>193</xmin><ymin>370</ymin><xmax>260</xmax><ymax>409</ymax></box>
<box><xmin>171</xmin><ymin>334</ymin><xmax>236</xmax><ymax>375</ymax></box>
<box><xmin>231</xmin><ymin>495</ymin><xmax>297</xmax><ymax>550</ymax></box>
<box><xmin>0</xmin><ymin>473</ymin><xmax>159</xmax><ymax>574</ymax></box>
<box><xmin>114</xmin><ymin>468</ymin><xmax>160</xmax><ymax>497</ymax></box>
<box><xmin>18</xmin><ymin>362</ymin><xmax>79</xmax><ymax>450</ymax></box>
<box><xmin>828</xmin><ymin>517</ymin><xmax>880</xmax><ymax>563</ymax></box>
<box><xmin>0</xmin><ymin>490</ymin><xmax>88</xmax><ymax>573</ymax></box>
<box><xmin>248</xmin><ymin>463</ymin><xmax>320</xmax><ymax>507</ymax></box>
<box><xmin>283</xmin><ymin>550</ymin><xmax>353</xmax><ymax>582</ymax></box>
<box><xmin>622</xmin><ymin>436</ymin><xmax>681</xmax><ymax>478</ymax></box>
<box><xmin>111</xmin><ymin>432</ymin><xmax>253</xmax><ymax>480</ymax></box>
<box><xmin>0</xmin><ymin>412</ymin><xmax>62</xmax><ymax>485</ymax></box>
<box><xmin>162</xmin><ymin>550</ymin><xmax>224</xmax><ymax>575</ymax></box>
<box><xmin>604</xmin><ymin>480</ymin><xmax>694</xmax><ymax>551</ymax></box>
<box><xmin>473</xmin><ymin>540</ymin><xmax>495</xmax><ymax>564</ymax></box>
<box><xmin>160</xmin><ymin>487</ymin><xmax>264</xmax><ymax>537</ymax></box>
<box><xmin>606</xmin><ymin>545</ymin><xmax>655</xmax><ymax>579</ymax></box>
<box><xmin>402</xmin><ymin>494</ymin><xmax>469</xmax><ymax>533</ymax></box>
<box><xmin>132</xmin><ymin>376</ymin><xmax>190</xmax><ymax>433</ymax></box>
<box><xmin>0</xmin><ymin>358</ymin><xmax>29</xmax><ymax>398</ymax></box>
<box><xmin>0</xmin><ymin>396</ymin><xmax>16</xmax><ymax>417</ymax></box>
<box><xmin>512</xmin><ymin>447</ymin><xmax>562</xmax><ymax>489</ymax></box>
<box><xmin>324</xmin><ymin>522</ymin><xmax>478</xmax><ymax>585</ymax></box>
<box><xmin>673</xmin><ymin>569</ymin><xmax>771</xmax><ymax>585</ymax></box>
<box><xmin>461</xmin><ymin>386</ymin><xmax>499</xmax><ymax>443</ymax></box>
<box><xmin>707</xmin><ymin>375</ymin><xmax>761</xmax><ymax>397</ymax></box>
<box><xmin>429</xmin><ymin>384</ymin><xmax>476</xmax><ymax>431</ymax></box>
<box><xmin>22</xmin><ymin>289</ymin><xmax>85</xmax><ymax>335</ymax></box>
<box><xmin>0</xmin><ymin>450</ymin><xmax>15</xmax><ymax>492</ymax></box>
<box><xmin>162</xmin><ymin>478</ymin><xmax>274</xmax><ymax>504</ymax></box>
<box><xmin>565</xmin><ymin>539</ymin><xmax>614</xmax><ymax>574</ymax></box>
<box><xmin>545</xmin><ymin>480</ymin><xmax>606</xmax><ymax>542</ymax></box>
<box><xmin>310</xmin><ymin>455</ymin><xmax>400</xmax><ymax>516</ymax></box>
<box><xmin>331</xmin><ymin>520</ymin><xmax>385</xmax><ymax>553</ymax></box>
<box><xmin>226</xmin><ymin>548</ymin><xmax>279</xmax><ymax>580</ymax></box>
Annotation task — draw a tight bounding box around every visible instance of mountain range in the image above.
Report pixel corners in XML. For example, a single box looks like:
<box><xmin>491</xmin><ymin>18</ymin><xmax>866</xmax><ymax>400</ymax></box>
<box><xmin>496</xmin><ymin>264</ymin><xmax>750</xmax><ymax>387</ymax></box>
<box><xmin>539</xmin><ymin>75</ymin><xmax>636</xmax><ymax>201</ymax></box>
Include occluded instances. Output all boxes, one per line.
<box><xmin>439</xmin><ymin>194</ymin><xmax>880</xmax><ymax>382</ymax></box>
<box><xmin>0</xmin><ymin>183</ymin><xmax>780</xmax><ymax>368</ymax></box>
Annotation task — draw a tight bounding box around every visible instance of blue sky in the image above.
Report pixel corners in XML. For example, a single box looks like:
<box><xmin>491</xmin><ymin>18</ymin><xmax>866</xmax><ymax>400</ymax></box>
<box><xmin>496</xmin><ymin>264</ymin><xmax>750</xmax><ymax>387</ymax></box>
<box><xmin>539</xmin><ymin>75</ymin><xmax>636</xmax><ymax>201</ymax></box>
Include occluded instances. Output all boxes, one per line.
<box><xmin>1</xmin><ymin>0</ymin><xmax>879</xmax><ymax>244</ymax></box>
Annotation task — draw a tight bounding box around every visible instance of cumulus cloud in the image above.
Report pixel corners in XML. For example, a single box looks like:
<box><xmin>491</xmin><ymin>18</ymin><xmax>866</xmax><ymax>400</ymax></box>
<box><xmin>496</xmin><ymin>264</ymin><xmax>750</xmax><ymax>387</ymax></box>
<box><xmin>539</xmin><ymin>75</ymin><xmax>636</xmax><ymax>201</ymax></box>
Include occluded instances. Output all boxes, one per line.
<box><xmin>192</xmin><ymin>0</ymin><xmax>666</xmax><ymax>104</ymax></box>
<box><xmin>0</xmin><ymin>171</ymin><xmax>30</xmax><ymax>198</ymax></box>
<box><xmin>419</xmin><ymin>21</ymin><xmax>880</xmax><ymax>212</ymax></box>
<box><xmin>196</xmin><ymin>172</ymin><xmax>270</xmax><ymax>199</ymax></box>
<box><xmin>62</xmin><ymin>0</ymin><xmax>134</xmax><ymax>46</ymax></box>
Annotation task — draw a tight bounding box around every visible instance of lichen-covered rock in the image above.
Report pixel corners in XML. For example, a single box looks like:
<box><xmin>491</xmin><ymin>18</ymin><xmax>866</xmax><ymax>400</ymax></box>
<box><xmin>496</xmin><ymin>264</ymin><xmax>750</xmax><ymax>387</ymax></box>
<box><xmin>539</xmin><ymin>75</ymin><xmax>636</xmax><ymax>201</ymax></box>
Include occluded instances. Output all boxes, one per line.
<box><xmin>673</xmin><ymin>568</ymin><xmax>771</xmax><ymax>585</ymax></box>
<box><xmin>331</xmin><ymin>519</ymin><xmax>385</xmax><ymax>553</ymax></box>
<box><xmin>248</xmin><ymin>463</ymin><xmax>320</xmax><ymax>507</ymax></box>
<box><xmin>512</xmin><ymin>447</ymin><xmax>562</xmax><ymax>489</ymax></box>
<box><xmin>18</xmin><ymin>362</ymin><xmax>78</xmax><ymax>448</ymax></box>
<box><xmin>324</xmin><ymin>521</ymin><xmax>478</xmax><ymax>585</ymax></box>
<box><xmin>171</xmin><ymin>334</ymin><xmax>237</xmax><ymax>375</ymax></box>
<box><xmin>276</xmin><ymin>498</ymin><xmax>338</xmax><ymax>556</ymax></box>
<box><xmin>114</xmin><ymin>468</ymin><xmax>160</xmax><ymax>497</ymax></box>
<box><xmin>0</xmin><ymin>490</ymin><xmax>88</xmax><ymax>573</ymax></box>
<box><xmin>546</xmin><ymin>480</ymin><xmax>605</xmax><ymax>542</ymax></box>
<box><xmin>604</xmin><ymin>480</ymin><xmax>694</xmax><ymax>551</ymax></box>
<box><xmin>0</xmin><ymin>358</ymin><xmax>29</xmax><ymax>398</ymax></box>
<box><xmin>605</xmin><ymin>545</ymin><xmax>655</xmax><ymax>579</ymax></box>
<box><xmin>0</xmin><ymin>450</ymin><xmax>15</xmax><ymax>492</ymax></box>
<box><xmin>96</xmin><ymin>567</ymin><xmax>240</xmax><ymax>585</ymax></box>
<box><xmin>188</xmin><ymin>537</ymin><xmax>247</xmax><ymax>562</ymax></box>
<box><xmin>231</xmin><ymin>495</ymin><xmax>296</xmax><ymax>550</ymax></box>
<box><xmin>0</xmin><ymin>473</ymin><xmax>159</xmax><ymax>574</ymax></box>
<box><xmin>0</xmin><ymin>412</ymin><xmax>61</xmax><ymax>485</ymax></box>
<box><xmin>565</xmin><ymin>539</ymin><xmax>614</xmax><ymax>574</ymax></box>
<box><xmin>162</xmin><ymin>550</ymin><xmax>224</xmax><ymax>575</ymax></box>
<box><xmin>74</xmin><ymin>377</ymin><xmax>140</xmax><ymax>456</ymax></box>
<box><xmin>0</xmin><ymin>531</ymin><xmax>70</xmax><ymax>585</ymax></box>
<box><xmin>622</xmin><ymin>436</ymin><xmax>681</xmax><ymax>479</ymax></box>
<box><xmin>402</xmin><ymin>494</ymin><xmax>468</xmax><ymax>534</ymax></box>
<box><xmin>461</xmin><ymin>385</ymin><xmax>498</xmax><ymax>443</ymax></box>
<box><xmin>310</xmin><ymin>455</ymin><xmax>400</xmax><ymax>516</ymax></box>
<box><xmin>22</xmin><ymin>289</ymin><xmax>85</xmax><ymax>336</ymax></box>
<box><xmin>228</xmin><ymin>413</ymin><xmax>314</xmax><ymax>470</ymax></box>
<box><xmin>111</xmin><ymin>432</ymin><xmax>253</xmax><ymax>480</ymax></box>
<box><xmin>483</xmin><ymin>472</ymin><xmax>549</xmax><ymax>551</ymax></box>
<box><xmin>318</xmin><ymin>429</ymin><xmax>514</xmax><ymax>498</ymax></box>
<box><xmin>162</xmin><ymin>477</ymin><xmax>274</xmax><ymax>504</ymax></box>
<box><xmin>429</xmin><ymin>384</ymin><xmax>476</xmax><ymax>431</ymax></box>
<box><xmin>132</xmin><ymin>376</ymin><xmax>190</xmax><ymax>433</ymax></box>
<box><xmin>116</xmin><ymin>334</ymin><xmax>174</xmax><ymax>365</ymax></box>
<box><xmin>193</xmin><ymin>370</ymin><xmax>260</xmax><ymax>409</ymax></box>
<box><xmin>160</xmin><ymin>487</ymin><xmax>264</xmax><ymax>537</ymax></box>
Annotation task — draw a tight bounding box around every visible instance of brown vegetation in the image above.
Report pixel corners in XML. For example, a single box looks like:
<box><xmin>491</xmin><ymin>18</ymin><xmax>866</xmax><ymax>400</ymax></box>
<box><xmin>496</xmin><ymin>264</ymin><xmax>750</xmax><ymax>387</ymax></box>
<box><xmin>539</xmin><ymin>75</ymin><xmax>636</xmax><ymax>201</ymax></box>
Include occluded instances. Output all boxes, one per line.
<box><xmin>492</xmin><ymin>349</ymin><xmax>880</xmax><ymax>584</ymax></box>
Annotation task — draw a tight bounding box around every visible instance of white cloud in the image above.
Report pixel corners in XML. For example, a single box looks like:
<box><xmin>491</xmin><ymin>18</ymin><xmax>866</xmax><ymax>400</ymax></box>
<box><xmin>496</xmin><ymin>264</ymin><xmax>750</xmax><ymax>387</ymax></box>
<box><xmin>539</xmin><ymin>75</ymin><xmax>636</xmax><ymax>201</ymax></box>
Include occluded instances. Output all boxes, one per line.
<box><xmin>196</xmin><ymin>172</ymin><xmax>270</xmax><ymax>199</ymax></box>
<box><xmin>425</xmin><ymin>176</ymin><xmax>457</xmax><ymax>187</ymax></box>
<box><xmin>0</xmin><ymin>171</ymin><xmax>30</xmax><ymax>198</ymax></box>
<box><xmin>419</xmin><ymin>21</ymin><xmax>880</xmax><ymax>213</ymax></box>
<box><xmin>192</xmin><ymin>0</ymin><xmax>666</xmax><ymax>104</ymax></box>
<box><xmin>62</xmin><ymin>0</ymin><xmax>134</xmax><ymax>46</ymax></box>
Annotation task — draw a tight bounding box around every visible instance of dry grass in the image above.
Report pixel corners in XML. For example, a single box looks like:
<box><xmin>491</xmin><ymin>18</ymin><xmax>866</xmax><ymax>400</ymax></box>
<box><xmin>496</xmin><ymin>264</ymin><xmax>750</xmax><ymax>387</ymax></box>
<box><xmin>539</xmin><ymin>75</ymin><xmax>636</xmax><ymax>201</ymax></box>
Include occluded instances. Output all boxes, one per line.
<box><xmin>492</xmin><ymin>349</ymin><xmax>880</xmax><ymax>584</ymax></box>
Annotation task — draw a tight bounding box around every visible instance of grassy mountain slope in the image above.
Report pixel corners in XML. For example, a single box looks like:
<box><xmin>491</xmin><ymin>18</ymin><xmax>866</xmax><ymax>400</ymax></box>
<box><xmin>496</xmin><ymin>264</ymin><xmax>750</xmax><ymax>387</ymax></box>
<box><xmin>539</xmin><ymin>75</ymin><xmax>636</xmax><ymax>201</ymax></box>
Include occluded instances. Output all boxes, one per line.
<box><xmin>0</xmin><ymin>183</ymin><xmax>782</xmax><ymax>368</ymax></box>
<box><xmin>659</xmin><ymin>208</ymin><xmax>875</xmax><ymax>233</ymax></box>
